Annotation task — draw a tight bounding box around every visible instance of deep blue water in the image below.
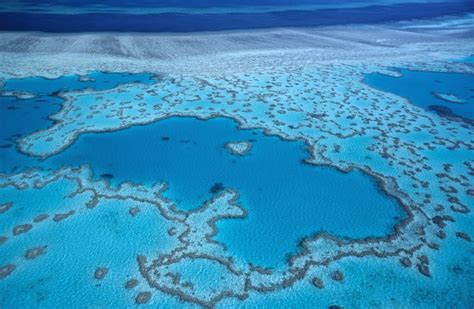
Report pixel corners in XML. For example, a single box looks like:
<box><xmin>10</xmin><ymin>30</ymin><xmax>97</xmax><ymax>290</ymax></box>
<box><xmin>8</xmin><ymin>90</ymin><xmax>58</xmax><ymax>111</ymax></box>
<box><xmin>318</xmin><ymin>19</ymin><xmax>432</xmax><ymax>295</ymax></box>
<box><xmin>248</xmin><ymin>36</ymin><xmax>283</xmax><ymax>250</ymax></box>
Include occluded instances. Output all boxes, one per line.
<box><xmin>0</xmin><ymin>72</ymin><xmax>157</xmax><ymax>173</ymax></box>
<box><xmin>0</xmin><ymin>1</ymin><xmax>472</xmax><ymax>32</ymax></box>
<box><xmin>365</xmin><ymin>69</ymin><xmax>474</xmax><ymax>123</ymax></box>
<box><xmin>0</xmin><ymin>0</ymin><xmax>447</xmax><ymax>9</ymax></box>
<box><xmin>0</xmin><ymin>95</ymin><xmax>62</xmax><ymax>150</ymax></box>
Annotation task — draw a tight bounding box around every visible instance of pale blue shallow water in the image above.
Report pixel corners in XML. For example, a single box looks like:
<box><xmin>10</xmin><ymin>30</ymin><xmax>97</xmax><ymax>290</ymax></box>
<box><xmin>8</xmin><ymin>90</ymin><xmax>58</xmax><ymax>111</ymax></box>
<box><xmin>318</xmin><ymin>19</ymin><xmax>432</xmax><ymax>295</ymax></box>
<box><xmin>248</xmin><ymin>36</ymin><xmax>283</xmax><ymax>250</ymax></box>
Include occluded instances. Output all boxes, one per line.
<box><xmin>365</xmin><ymin>69</ymin><xmax>474</xmax><ymax>122</ymax></box>
<box><xmin>0</xmin><ymin>190</ymin><xmax>182</xmax><ymax>308</ymax></box>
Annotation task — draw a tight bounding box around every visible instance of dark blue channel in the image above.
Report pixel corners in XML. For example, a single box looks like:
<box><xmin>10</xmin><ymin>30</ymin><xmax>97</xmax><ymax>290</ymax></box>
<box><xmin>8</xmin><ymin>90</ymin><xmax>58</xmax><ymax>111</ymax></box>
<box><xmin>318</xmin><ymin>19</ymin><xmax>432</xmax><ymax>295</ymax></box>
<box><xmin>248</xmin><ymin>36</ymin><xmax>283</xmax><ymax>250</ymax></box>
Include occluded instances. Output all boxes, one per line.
<box><xmin>0</xmin><ymin>2</ymin><xmax>472</xmax><ymax>32</ymax></box>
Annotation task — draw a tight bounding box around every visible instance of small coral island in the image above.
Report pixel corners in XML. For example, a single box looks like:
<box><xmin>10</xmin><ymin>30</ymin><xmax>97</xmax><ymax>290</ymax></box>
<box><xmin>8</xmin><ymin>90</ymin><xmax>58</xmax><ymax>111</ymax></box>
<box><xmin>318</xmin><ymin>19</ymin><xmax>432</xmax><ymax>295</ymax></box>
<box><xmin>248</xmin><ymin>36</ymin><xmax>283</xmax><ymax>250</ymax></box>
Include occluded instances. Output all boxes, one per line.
<box><xmin>224</xmin><ymin>141</ymin><xmax>252</xmax><ymax>156</ymax></box>
<box><xmin>433</xmin><ymin>92</ymin><xmax>466</xmax><ymax>104</ymax></box>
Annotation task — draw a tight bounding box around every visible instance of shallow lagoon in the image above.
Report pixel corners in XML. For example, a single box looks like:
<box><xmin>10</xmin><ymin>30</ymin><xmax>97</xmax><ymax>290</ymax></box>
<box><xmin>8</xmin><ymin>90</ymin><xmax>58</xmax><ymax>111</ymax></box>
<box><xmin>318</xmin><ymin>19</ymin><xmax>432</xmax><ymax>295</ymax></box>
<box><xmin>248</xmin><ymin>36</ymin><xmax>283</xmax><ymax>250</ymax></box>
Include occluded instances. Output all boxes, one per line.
<box><xmin>365</xmin><ymin>69</ymin><xmax>474</xmax><ymax>122</ymax></box>
<box><xmin>44</xmin><ymin>116</ymin><xmax>404</xmax><ymax>267</ymax></box>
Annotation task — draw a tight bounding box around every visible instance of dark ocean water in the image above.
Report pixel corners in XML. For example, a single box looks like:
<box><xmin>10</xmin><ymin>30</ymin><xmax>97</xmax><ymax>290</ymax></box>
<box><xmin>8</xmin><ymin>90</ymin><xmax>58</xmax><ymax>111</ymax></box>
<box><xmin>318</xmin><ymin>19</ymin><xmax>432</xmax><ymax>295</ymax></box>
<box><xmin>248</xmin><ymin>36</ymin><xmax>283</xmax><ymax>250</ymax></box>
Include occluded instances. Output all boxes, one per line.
<box><xmin>0</xmin><ymin>1</ymin><xmax>472</xmax><ymax>32</ymax></box>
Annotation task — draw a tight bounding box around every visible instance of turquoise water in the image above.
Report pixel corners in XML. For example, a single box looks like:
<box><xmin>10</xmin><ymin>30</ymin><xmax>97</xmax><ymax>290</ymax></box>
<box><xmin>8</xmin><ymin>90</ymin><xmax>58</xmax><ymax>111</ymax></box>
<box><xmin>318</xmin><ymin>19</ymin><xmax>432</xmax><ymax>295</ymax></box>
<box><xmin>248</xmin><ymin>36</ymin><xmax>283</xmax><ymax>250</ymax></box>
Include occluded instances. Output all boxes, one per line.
<box><xmin>364</xmin><ymin>69</ymin><xmax>474</xmax><ymax>122</ymax></box>
<box><xmin>458</xmin><ymin>55</ymin><xmax>474</xmax><ymax>64</ymax></box>
<box><xmin>44</xmin><ymin>116</ymin><xmax>403</xmax><ymax>267</ymax></box>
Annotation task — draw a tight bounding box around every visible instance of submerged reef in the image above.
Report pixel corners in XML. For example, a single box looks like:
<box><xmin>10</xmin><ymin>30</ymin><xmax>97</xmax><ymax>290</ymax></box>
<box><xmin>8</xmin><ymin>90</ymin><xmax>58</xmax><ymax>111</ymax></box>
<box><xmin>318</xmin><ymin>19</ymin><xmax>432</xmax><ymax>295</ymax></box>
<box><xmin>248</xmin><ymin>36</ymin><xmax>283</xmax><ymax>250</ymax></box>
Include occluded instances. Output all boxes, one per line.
<box><xmin>2</xmin><ymin>61</ymin><xmax>474</xmax><ymax>305</ymax></box>
<box><xmin>433</xmin><ymin>92</ymin><xmax>467</xmax><ymax>104</ymax></box>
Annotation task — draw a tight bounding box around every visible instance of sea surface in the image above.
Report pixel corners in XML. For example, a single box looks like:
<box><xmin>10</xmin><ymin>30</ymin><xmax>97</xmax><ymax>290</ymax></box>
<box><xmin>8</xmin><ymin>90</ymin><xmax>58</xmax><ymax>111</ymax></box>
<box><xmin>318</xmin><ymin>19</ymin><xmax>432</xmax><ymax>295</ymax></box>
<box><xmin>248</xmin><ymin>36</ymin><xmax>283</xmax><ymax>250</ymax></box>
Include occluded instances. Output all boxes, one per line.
<box><xmin>365</xmin><ymin>68</ymin><xmax>474</xmax><ymax>123</ymax></box>
<box><xmin>0</xmin><ymin>0</ymin><xmax>473</xmax><ymax>32</ymax></box>
<box><xmin>1</xmin><ymin>2</ymin><xmax>473</xmax><ymax>308</ymax></box>
<box><xmin>0</xmin><ymin>74</ymin><xmax>405</xmax><ymax>267</ymax></box>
